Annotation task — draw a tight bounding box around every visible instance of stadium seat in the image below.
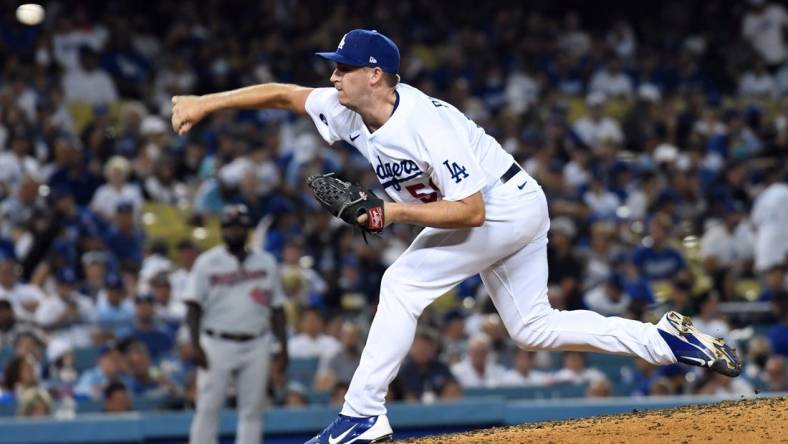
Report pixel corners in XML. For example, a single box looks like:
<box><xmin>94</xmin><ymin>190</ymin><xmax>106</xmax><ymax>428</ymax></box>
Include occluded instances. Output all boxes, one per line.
<box><xmin>307</xmin><ymin>390</ymin><xmax>332</xmax><ymax>405</ymax></box>
<box><xmin>586</xmin><ymin>353</ymin><xmax>635</xmax><ymax>383</ymax></box>
<box><xmin>73</xmin><ymin>347</ymin><xmax>99</xmax><ymax>373</ymax></box>
<box><xmin>133</xmin><ymin>397</ymin><xmax>166</xmax><ymax>412</ymax></box>
<box><xmin>0</xmin><ymin>401</ymin><xmax>16</xmax><ymax>417</ymax></box>
<box><xmin>75</xmin><ymin>398</ymin><xmax>105</xmax><ymax>414</ymax></box>
<box><xmin>462</xmin><ymin>383</ymin><xmax>587</xmax><ymax>400</ymax></box>
<box><xmin>287</xmin><ymin>357</ymin><xmax>320</xmax><ymax>388</ymax></box>
<box><xmin>0</xmin><ymin>348</ymin><xmax>13</xmax><ymax>370</ymax></box>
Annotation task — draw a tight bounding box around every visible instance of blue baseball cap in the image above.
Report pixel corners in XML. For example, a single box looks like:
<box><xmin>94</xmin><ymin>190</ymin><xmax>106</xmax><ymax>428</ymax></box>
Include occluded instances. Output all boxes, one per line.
<box><xmin>105</xmin><ymin>273</ymin><xmax>125</xmax><ymax>290</ymax></box>
<box><xmin>316</xmin><ymin>29</ymin><xmax>400</xmax><ymax>74</ymax></box>
<box><xmin>55</xmin><ymin>268</ymin><xmax>78</xmax><ymax>285</ymax></box>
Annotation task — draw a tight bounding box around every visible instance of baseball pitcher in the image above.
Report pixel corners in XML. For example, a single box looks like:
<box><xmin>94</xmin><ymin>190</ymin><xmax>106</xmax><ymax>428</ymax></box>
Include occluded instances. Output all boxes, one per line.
<box><xmin>172</xmin><ymin>29</ymin><xmax>741</xmax><ymax>444</ymax></box>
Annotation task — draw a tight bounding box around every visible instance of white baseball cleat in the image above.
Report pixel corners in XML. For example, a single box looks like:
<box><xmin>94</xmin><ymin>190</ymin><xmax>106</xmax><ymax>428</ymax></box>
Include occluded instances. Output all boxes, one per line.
<box><xmin>656</xmin><ymin>311</ymin><xmax>742</xmax><ymax>377</ymax></box>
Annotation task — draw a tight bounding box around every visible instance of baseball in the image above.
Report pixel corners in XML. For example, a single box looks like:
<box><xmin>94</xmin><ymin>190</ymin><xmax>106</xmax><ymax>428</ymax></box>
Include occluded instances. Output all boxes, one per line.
<box><xmin>16</xmin><ymin>4</ymin><xmax>45</xmax><ymax>26</ymax></box>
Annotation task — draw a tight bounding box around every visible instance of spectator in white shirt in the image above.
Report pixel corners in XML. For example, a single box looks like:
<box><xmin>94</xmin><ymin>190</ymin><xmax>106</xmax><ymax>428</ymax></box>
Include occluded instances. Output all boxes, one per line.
<box><xmin>0</xmin><ymin>252</ymin><xmax>45</xmax><ymax>323</ymax></box>
<box><xmin>583</xmin><ymin>274</ymin><xmax>631</xmax><ymax>317</ymax></box>
<box><xmin>169</xmin><ymin>240</ymin><xmax>200</xmax><ymax>302</ymax></box>
<box><xmin>61</xmin><ymin>46</ymin><xmax>118</xmax><ymax>106</ymax></box>
<box><xmin>625</xmin><ymin>171</ymin><xmax>661</xmax><ymax>221</ymax></box>
<box><xmin>34</xmin><ymin>269</ymin><xmax>95</xmax><ymax>348</ymax></box>
<box><xmin>694</xmin><ymin>107</ymin><xmax>727</xmax><ymax>141</ymax></box>
<box><xmin>314</xmin><ymin>322</ymin><xmax>362</xmax><ymax>391</ymax></box>
<box><xmin>81</xmin><ymin>251</ymin><xmax>111</xmax><ymax>299</ymax></box>
<box><xmin>0</xmin><ymin>175</ymin><xmax>40</xmax><ymax>241</ymax></box>
<box><xmin>607</xmin><ymin>20</ymin><xmax>637</xmax><ymax>59</ymax></box>
<box><xmin>573</xmin><ymin>92</ymin><xmax>624</xmax><ymax>149</ymax></box>
<box><xmin>750</xmin><ymin>168</ymin><xmax>788</xmax><ymax>272</ymax></box>
<box><xmin>763</xmin><ymin>356</ymin><xmax>788</xmax><ymax>392</ymax></box>
<box><xmin>742</xmin><ymin>0</ymin><xmax>788</xmax><ymax>67</ymax></box>
<box><xmin>95</xmin><ymin>274</ymin><xmax>134</xmax><ymax>337</ymax></box>
<box><xmin>586</xmin><ymin>378</ymin><xmax>613</xmax><ymax>398</ymax></box>
<box><xmin>583</xmin><ymin>174</ymin><xmax>621</xmax><ymax>220</ymax></box>
<box><xmin>501</xmin><ymin>349</ymin><xmax>552</xmax><ymax>386</ymax></box>
<box><xmin>0</xmin><ymin>300</ymin><xmax>47</xmax><ymax>350</ymax></box>
<box><xmin>697</xmin><ymin>371</ymin><xmax>754</xmax><ymax>397</ymax></box>
<box><xmin>582</xmin><ymin>221</ymin><xmax>623</xmax><ymax>291</ymax></box>
<box><xmin>775</xmin><ymin>96</ymin><xmax>788</xmax><ymax>148</ymax></box>
<box><xmin>589</xmin><ymin>59</ymin><xmax>634</xmax><ymax>99</ymax></box>
<box><xmin>700</xmin><ymin>205</ymin><xmax>755</xmax><ymax>273</ymax></box>
<box><xmin>0</xmin><ymin>129</ymin><xmax>42</xmax><ymax>194</ymax></box>
<box><xmin>553</xmin><ymin>351</ymin><xmax>609</xmax><ymax>385</ymax></box>
<box><xmin>504</xmin><ymin>68</ymin><xmax>540</xmax><ymax>115</ymax></box>
<box><xmin>563</xmin><ymin>145</ymin><xmax>593</xmax><ymax>193</ymax></box>
<box><xmin>90</xmin><ymin>156</ymin><xmax>144</xmax><ymax>221</ymax></box>
<box><xmin>691</xmin><ymin>292</ymin><xmax>733</xmax><ymax>346</ymax></box>
<box><xmin>280</xmin><ymin>239</ymin><xmax>327</xmax><ymax>307</ymax></box>
<box><xmin>149</xmin><ymin>271</ymin><xmax>185</xmax><ymax>329</ymax></box>
<box><xmin>559</xmin><ymin>11</ymin><xmax>591</xmax><ymax>58</ymax></box>
<box><xmin>776</xmin><ymin>67</ymin><xmax>788</xmax><ymax>96</ymax></box>
<box><xmin>450</xmin><ymin>334</ymin><xmax>508</xmax><ymax>388</ymax></box>
<box><xmin>288</xmin><ymin>307</ymin><xmax>341</xmax><ymax>361</ymax></box>
<box><xmin>739</xmin><ymin>61</ymin><xmax>778</xmax><ymax>99</ymax></box>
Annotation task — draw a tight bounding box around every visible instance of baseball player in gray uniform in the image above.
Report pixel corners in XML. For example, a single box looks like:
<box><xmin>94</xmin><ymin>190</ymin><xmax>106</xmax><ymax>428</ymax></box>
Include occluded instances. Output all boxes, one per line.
<box><xmin>172</xmin><ymin>29</ymin><xmax>742</xmax><ymax>444</ymax></box>
<box><xmin>184</xmin><ymin>204</ymin><xmax>288</xmax><ymax>444</ymax></box>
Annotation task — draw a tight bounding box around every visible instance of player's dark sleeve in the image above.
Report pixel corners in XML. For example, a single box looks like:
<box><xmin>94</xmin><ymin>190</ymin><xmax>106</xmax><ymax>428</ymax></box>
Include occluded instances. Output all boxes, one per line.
<box><xmin>185</xmin><ymin>301</ymin><xmax>202</xmax><ymax>345</ymax></box>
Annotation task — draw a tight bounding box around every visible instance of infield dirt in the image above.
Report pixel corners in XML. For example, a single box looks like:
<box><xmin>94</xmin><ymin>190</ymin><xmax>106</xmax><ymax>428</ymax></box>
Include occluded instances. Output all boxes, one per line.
<box><xmin>404</xmin><ymin>396</ymin><xmax>787</xmax><ymax>443</ymax></box>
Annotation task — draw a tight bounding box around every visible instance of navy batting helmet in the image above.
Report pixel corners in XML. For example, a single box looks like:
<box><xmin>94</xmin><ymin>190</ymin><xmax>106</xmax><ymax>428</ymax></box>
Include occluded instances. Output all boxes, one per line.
<box><xmin>220</xmin><ymin>204</ymin><xmax>252</xmax><ymax>227</ymax></box>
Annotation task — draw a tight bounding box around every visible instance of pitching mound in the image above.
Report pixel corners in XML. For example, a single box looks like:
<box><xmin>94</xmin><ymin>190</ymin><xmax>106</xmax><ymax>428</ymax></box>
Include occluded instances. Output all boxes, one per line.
<box><xmin>405</xmin><ymin>397</ymin><xmax>787</xmax><ymax>443</ymax></box>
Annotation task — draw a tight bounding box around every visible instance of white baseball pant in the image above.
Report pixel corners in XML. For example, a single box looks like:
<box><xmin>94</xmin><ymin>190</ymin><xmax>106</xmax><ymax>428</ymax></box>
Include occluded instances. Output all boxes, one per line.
<box><xmin>189</xmin><ymin>333</ymin><xmax>272</xmax><ymax>444</ymax></box>
<box><xmin>341</xmin><ymin>179</ymin><xmax>676</xmax><ymax>417</ymax></box>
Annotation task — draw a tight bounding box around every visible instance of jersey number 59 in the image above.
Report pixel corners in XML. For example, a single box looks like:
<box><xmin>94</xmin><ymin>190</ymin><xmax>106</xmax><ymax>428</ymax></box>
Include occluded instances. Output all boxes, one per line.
<box><xmin>406</xmin><ymin>179</ymin><xmax>441</xmax><ymax>203</ymax></box>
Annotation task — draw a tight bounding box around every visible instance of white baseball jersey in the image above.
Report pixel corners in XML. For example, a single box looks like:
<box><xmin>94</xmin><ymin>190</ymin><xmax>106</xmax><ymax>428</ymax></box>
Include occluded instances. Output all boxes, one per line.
<box><xmin>182</xmin><ymin>246</ymin><xmax>284</xmax><ymax>335</ymax></box>
<box><xmin>302</xmin><ymin>81</ymin><xmax>678</xmax><ymax>420</ymax></box>
<box><xmin>305</xmin><ymin>83</ymin><xmax>527</xmax><ymax>210</ymax></box>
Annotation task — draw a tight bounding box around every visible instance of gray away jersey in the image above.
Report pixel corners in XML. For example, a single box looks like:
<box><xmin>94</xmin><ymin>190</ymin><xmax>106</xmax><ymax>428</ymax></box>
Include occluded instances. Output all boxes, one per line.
<box><xmin>182</xmin><ymin>245</ymin><xmax>284</xmax><ymax>335</ymax></box>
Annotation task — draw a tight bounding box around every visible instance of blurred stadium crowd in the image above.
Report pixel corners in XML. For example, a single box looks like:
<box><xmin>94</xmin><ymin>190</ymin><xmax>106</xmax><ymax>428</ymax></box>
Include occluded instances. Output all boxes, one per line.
<box><xmin>0</xmin><ymin>0</ymin><xmax>787</xmax><ymax>419</ymax></box>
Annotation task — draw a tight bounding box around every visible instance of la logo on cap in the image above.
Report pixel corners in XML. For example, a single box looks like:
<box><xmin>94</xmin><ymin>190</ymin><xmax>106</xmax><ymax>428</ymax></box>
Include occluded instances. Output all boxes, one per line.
<box><xmin>338</xmin><ymin>34</ymin><xmax>346</xmax><ymax>49</ymax></box>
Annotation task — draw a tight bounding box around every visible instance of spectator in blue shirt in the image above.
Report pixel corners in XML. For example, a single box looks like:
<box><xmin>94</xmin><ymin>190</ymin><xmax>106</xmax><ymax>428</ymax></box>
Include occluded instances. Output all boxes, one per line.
<box><xmin>769</xmin><ymin>299</ymin><xmax>788</xmax><ymax>357</ymax></box>
<box><xmin>632</xmin><ymin>214</ymin><xmax>689</xmax><ymax>281</ymax></box>
<box><xmin>122</xmin><ymin>340</ymin><xmax>167</xmax><ymax>398</ymax></box>
<box><xmin>392</xmin><ymin>328</ymin><xmax>461</xmax><ymax>402</ymax></box>
<box><xmin>103</xmin><ymin>380</ymin><xmax>133</xmax><ymax>413</ymax></box>
<box><xmin>95</xmin><ymin>274</ymin><xmax>134</xmax><ymax>337</ymax></box>
<box><xmin>46</xmin><ymin>143</ymin><xmax>101</xmax><ymax>207</ymax></box>
<box><xmin>74</xmin><ymin>342</ymin><xmax>130</xmax><ymax>400</ymax></box>
<box><xmin>759</xmin><ymin>265</ymin><xmax>786</xmax><ymax>302</ymax></box>
<box><xmin>103</xmin><ymin>203</ymin><xmax>145</xmax><ymax>267</ymax></box>
<box><xmin>119</xmin><ymin>293</ymin><xmax>174</xmax><ymax>362</ymax></box>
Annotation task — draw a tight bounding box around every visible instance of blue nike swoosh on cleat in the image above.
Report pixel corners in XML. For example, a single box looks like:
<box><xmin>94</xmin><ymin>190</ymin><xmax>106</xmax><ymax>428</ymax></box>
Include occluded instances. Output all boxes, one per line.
<box><xmin>350</xmin><ymin>133</ymin><xmax>360</xmax><ymax>141</ymax></box>
<box><xmin>517</xmin><ymin>180</ymin><xmax>527</xmax><ymax>190</ymax></box>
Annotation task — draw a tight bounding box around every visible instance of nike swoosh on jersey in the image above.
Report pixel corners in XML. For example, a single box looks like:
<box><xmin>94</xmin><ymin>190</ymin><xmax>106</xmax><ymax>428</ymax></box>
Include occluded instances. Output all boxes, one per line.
<box><xmin>329</xmin><ymin>424</ymin><xmax>357</xmax><ymax>444</ymax></box>
<box><xmin>350</xmin><ymin>133</ymin><xmax>360</xmax><ymax>141</ymax></box>
<box><xmin>517</xmin><ymin>180</ymin><xmax>528</xmax><ymax>190</ymax></box>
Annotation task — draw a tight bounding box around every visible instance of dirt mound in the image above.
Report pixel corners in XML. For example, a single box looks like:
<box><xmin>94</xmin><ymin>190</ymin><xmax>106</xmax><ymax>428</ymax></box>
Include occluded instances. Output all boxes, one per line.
<box><xmin>404</xmin><ymin>397</ymin><xmax>787</xmax><ymax>443</ymax></box>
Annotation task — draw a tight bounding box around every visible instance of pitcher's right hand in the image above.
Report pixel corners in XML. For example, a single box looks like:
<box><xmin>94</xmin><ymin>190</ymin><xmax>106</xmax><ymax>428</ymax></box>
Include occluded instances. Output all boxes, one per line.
<box><xmin>171</xmin><ymin>95</ymin><xmax>207</xmax><ymax>135</ymax></box>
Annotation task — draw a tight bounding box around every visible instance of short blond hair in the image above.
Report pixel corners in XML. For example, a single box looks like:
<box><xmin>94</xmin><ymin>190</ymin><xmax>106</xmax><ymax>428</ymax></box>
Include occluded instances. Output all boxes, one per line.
<box><xmin>104</xmin><ymin>156</ymin><xmax>131</xmax><ymax>179</ymax></box>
